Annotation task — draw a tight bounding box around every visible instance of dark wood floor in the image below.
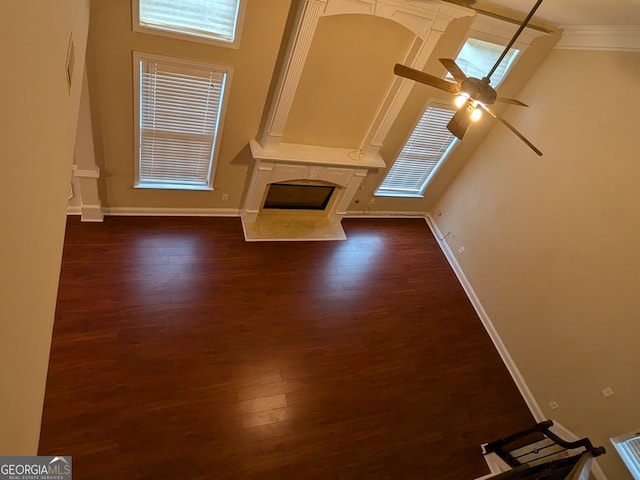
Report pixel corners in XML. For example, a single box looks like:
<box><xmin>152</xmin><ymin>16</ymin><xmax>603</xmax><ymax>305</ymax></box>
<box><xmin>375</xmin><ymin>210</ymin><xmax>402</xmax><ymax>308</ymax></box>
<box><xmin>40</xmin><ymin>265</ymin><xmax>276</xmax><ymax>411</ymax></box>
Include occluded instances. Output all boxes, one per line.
<box><xmin>39</xmin><ymin>216</ymin><xmax>534</xmax><ymax>479</ymax></box>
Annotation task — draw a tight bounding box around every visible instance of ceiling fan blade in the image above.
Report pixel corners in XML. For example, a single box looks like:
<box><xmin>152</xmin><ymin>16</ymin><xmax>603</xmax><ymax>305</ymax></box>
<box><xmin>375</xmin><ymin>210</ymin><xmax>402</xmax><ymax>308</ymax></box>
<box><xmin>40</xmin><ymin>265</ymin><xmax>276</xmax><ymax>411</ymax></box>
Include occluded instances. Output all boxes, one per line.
<box><xmin>485</xmin><ymin>0</ymin><xmax>544</xmax><ymax>82</ymax></box>
<box><xmin>447</xmin><ymin>106</ymin><xmax>473</xmax><ymax>140</ymax></box>
<box><xmin>394</xmin><ymin>64</ymin><xmax>460</xmax><ymax>94</ymax></box>
<box><xmin>481</xmin><ymin>105</ymin><xmax>542</xmax><ymax>156</ymax></box>
<box><xmin>495</xmin><ymin>97</ymin><xmax>529</xmax><ymax>107</ymax></box>
<box><xmin>439</xmin><ymin>58</ymin><xmax>467</xmax><ymax>84</ymax></box>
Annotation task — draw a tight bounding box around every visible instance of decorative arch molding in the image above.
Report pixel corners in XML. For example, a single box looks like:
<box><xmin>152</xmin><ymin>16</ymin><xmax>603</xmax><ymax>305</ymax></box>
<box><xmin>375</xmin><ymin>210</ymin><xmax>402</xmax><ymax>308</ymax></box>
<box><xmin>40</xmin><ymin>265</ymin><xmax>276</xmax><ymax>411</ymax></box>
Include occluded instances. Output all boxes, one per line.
<box><xmin>258</xmin><ymin>0</ymin><xmax>475</xmax><ymax>155</ymax></box>
<box><xmin>322</xmin><ymin>0</ymin><xmax>454</xmax><ymax>39</ymax></box>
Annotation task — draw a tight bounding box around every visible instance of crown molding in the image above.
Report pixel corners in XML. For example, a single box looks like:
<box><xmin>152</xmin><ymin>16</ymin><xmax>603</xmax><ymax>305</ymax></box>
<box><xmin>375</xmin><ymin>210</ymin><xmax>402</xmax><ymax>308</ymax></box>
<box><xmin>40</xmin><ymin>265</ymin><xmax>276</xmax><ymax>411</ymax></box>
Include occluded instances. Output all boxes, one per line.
<box><xmin>556</xmin><ymin>25</ymin><xmax>640</xmax><ymax>52</ymax></box>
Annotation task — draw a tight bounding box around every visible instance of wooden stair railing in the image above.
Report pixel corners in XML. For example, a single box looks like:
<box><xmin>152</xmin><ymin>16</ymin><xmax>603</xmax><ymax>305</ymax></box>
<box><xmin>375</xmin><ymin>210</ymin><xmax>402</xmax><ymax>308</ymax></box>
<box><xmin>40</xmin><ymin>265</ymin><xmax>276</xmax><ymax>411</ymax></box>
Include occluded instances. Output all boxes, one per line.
<box><xmin>480</xmin><ymin>420</ymin><xmax>606</xmax><ymax>480</ymax></box>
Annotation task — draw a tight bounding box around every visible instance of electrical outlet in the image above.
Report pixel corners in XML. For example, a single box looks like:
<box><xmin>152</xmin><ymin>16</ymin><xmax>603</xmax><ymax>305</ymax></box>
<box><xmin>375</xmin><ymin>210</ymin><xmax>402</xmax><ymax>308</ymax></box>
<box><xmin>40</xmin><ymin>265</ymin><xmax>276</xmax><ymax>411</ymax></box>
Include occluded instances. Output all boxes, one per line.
<box><xmin>368</xmin><ymin>198</ymin><xmax>375</xmax><ymax>208</ymax></box>
<box><xmin>221</xmin><ymin>193</ymin><xmax>229</xmax><ymax>201</ymax></box>
<box><xmin>601</xmin><ymin>387</ymin><xmax>614</xmax><ymax>398</ymax></box>
<box><xmin>549</xmin><ymin>401</ymin><xmax>559</xmax><ymax>410</ymax></box>
<box><xmin>458</xmin><ymin>246</ymin><xmax>465</xmax><ymax>254</ymax></box>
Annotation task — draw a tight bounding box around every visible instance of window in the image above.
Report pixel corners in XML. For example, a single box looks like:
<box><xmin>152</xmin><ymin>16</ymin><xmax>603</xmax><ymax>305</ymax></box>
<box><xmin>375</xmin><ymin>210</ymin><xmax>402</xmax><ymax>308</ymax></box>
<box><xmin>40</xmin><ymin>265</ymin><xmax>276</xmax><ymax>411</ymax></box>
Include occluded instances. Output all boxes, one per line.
<box><xmin>376</xmin><ymin>105</ymin><xmax>457</xmax><ymax>198</ymax></box>
<box><xmin>448</xmin><ymin>38</ymin><xmax>519</xmax><ymax>86</ymax></box>
<box><xmin>376</xmin><ymin>38</ymin><xmax>519</xmax><ymax>198</ymax></box>
<box><xmin>133</xmin><ymin>0</ymin><xmax>243</xmax><ymax>47</ymax></box>
<box><xmin>133</xmin><ymin>53</ymin><xmax>231</xmax><ymax>190</ymax></box>
<box><xmin>611</xmin><ymin>430</ymin><xmax>640</xmax><ymax>479</ymax></box>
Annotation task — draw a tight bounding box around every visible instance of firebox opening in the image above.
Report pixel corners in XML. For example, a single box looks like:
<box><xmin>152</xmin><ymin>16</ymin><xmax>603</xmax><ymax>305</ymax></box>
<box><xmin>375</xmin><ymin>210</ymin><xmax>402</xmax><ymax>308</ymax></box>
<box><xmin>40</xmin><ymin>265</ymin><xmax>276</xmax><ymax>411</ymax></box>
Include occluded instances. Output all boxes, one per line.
<box><xmin>263</xmin><ymin>183</ymin><xmax>335</xmax><ymax>211</ymax></box>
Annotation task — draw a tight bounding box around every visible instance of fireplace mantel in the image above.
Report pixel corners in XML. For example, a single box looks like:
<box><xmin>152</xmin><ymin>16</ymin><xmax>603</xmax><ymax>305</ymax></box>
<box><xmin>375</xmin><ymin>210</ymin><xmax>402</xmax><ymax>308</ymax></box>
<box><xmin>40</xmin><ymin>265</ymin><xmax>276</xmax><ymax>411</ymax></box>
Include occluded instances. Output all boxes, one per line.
<box><xmin>249</xmin><ymin>141</ymin><xmax>386</xmax><ymax>169</ymax></box>
<box><xmin>241</xmin><ymin>141</ymin><xmax>384</xmax><ymax>241</ymax></box>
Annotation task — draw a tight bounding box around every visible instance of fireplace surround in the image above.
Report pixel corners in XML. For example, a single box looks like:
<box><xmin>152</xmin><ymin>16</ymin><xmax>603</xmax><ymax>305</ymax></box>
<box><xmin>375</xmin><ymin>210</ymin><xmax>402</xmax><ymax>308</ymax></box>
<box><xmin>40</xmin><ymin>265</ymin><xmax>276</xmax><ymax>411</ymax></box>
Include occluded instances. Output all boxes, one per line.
<box><xmin>241</xmin><ymin>140</ymin><xmax>385</xmax><ymax>241</ymax></box>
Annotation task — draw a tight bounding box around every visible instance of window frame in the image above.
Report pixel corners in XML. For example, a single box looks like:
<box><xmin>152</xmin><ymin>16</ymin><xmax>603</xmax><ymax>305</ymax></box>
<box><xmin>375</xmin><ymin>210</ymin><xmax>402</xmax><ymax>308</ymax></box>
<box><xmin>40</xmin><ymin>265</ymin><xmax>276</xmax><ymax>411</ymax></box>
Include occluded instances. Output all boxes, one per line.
<box><xmin>132</xmin><ymin>51</ymin><xmax>233</xmax><ymax>191</ymax></box>
<box><xmin>611</xmin><ymin>430</ymin><xmax>640</xmax><ymax>480</ymax></box>
<box><xmin>445</xmin><ymin>37</ymin><xmax>520</xmax><ymax>88</ymax></box>
<box><xmin>376</xmin><ymin>28</ymin><xmax>529</xmax><ymax>199</ymax></box>
<box><xmin>375</xmin><ymin>102</ymin><xmax>459</xmax><ymax>198</ymax></box>
<box><xmin>450</xmin><ymin>11</ymin><xmax>543</xmax><ymax>89</ymax></box>
<box><xmin>132</xmin><ymin>0</ymin><xmax>245</xmax><ymax>49</ymax></box>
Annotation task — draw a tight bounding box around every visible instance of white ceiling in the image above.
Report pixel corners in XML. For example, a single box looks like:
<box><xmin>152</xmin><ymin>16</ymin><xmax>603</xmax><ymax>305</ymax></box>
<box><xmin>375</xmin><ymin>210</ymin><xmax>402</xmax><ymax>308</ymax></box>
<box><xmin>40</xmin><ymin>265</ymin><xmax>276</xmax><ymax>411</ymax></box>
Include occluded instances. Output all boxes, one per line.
<box><xmin>477</xmin><ymin>0</ymin><xmax>640</xmax><ymax>27</ymax></box>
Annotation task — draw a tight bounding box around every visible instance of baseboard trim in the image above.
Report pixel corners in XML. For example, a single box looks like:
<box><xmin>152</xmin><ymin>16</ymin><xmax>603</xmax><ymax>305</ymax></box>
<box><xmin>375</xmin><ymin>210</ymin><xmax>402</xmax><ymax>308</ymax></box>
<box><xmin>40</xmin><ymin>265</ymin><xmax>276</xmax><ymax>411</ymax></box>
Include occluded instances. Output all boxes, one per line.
<box><xmin>68</xmin><ymin>204</ymin><xmax>104</xmax><ymax>222</ymax></box>
<box><xmin>87</xmin><ymin>208</ymin><xmax>420</xmax><ymax>219</ymax></box>
<box><xmin>424</xmin><ymin>213</ymin><xmax>544</xmax><ymax>421</ymax></box>
<box><xmin>344</xmin><ymin>210</ymin><xmax>428</xmax><ymax>218</ymax></box>
<box><xmin>80</xmin><ymin>204</ymin><xmax>104</xmax><ymax>222</ymax></box>
<box><xmin>102</xmin><ymin>207</ymin><xmax>242</xmax><ymax>217</ymax></box>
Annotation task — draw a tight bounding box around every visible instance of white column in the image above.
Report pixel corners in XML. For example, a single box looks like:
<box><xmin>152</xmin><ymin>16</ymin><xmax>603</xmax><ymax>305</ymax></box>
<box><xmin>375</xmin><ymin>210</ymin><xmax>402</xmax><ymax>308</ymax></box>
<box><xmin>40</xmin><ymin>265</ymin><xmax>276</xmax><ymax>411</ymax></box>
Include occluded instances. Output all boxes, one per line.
<box><xmin>259</xmin><ymin>0</ymin><xmax>327</xmax><ymax>149</ymax></box>
<box><xmin>71</xmin><ymin>70</ymin><xmax>103</xmax><ymax>221</ymax></box>
<box><xmin>242</xmin><ymin>160</ymin><xmax>275</xmax><ymax>223</ymax></box>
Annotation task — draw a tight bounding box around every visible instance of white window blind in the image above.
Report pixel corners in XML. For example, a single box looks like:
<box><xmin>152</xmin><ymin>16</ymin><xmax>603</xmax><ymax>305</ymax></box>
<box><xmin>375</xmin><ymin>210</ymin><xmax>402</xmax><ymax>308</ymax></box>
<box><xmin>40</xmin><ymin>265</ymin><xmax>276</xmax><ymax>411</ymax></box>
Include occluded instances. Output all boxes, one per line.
<box><xmin>135</xmin><ymin>55</ymin><xmax>228</xmax><ymax>189</ymax></box>
<box><xmin>449</xmin><ymin>38</ymin><xmax>519</xmax><ymax>86</ymax></box>
<box><xmin>376</xmin><ymin>106</ymin><xmax>457</xmax><ymax>197</ymax></box>
<box><xmin>612</xmin><ymin>432</ymin><xmax>640</xmax><ymax>479</ymax></box>
<box><xmin>137</xmin><ymin>0</ymin><xmax>241</xmax><ymax>44</ymax></box>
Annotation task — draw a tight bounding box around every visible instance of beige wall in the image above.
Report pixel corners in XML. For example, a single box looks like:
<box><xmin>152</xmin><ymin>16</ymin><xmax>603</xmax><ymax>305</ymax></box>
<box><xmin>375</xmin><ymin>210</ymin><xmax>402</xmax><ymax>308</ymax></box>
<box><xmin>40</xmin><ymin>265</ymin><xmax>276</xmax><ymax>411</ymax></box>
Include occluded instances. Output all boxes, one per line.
<box><xmin>87</xmin><ymin>0</ymin><xmax>292</xmax><ymax>209</ymax></box>
<box><xmin>284</xmin><ymin>14</ymin><xmax>413</xmax><ymax>148</ymax></box>
<box><xmin>86</xmin><ymin>2</ymin><xmax>558</xmax><ymax>215</ymax></box>
<box><xmin>0</xmin><ymin>0</ymin><xmax>90</xmax><ymax>454</ymax></box>
<box><xmin>433</xmin><ymin>48</ymin><xmax>640</xmax><ymax>479</ymax></box>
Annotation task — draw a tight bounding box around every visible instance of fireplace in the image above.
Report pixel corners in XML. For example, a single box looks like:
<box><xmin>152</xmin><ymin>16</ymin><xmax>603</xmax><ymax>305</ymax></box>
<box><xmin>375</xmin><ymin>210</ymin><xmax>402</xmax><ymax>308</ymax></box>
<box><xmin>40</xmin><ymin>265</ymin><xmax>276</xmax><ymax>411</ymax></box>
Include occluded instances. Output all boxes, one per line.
<box><xmin>241</xmin><ymin>140</ymin><xmax>385</xmax><ymax>241</ymax></box>
<box><xmin>263</xmin><ymin>183</ymin><xmax>335</xmax><ymax>211</ymax></box>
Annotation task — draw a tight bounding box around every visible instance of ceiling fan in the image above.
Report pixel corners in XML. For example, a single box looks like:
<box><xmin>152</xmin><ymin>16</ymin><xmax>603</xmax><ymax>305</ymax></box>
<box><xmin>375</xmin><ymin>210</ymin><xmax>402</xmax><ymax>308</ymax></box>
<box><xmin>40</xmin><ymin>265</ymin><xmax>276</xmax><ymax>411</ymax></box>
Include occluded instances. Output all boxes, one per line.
<box><xmin>394</xmin><ymin>0</ymin><xmax>544</xmax><ymax>156</ymax></box>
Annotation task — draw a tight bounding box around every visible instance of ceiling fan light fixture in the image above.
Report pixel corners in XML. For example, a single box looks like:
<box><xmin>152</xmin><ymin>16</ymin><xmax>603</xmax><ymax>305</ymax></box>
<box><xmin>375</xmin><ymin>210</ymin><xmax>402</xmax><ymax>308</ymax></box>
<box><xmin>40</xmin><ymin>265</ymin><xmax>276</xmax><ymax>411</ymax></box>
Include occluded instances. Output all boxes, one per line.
<box><xmin>454</xmin><ymin>94</ymin><xmax>468</xmax><ymax>108</ymax></box>
<box><xmin>392</xmin><ymin>0</ymin><xmax>544</xmax><ymax>155</ymax></box>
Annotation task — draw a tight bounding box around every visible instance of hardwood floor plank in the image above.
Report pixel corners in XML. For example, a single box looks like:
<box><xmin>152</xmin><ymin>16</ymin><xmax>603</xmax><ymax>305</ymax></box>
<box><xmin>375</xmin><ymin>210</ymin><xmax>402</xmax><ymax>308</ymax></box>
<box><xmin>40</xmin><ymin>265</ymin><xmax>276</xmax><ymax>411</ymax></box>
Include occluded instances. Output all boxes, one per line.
<box><xmin>39</xmin><ymin>216</ymin><xmax>534</xmax><ymax>479</ymax></box>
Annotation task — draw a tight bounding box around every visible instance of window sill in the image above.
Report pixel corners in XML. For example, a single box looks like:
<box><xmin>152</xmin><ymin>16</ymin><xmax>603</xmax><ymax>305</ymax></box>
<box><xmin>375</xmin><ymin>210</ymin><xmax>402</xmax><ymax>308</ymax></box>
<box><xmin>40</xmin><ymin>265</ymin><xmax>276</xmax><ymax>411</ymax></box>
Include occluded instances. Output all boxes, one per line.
<box><xmin>133</xmin><ymin>24</ymin><xmax>240</xmax><ymax>49</ymax></box>
<box><xmin>134</xmin><ymin>183</ymin><xmax>214</xmax><ymax>191</ymax></box>
<box><xmin>374</xmin><ymin>191</ymin><xmax>424</xmax><ymax>199</ymax></box>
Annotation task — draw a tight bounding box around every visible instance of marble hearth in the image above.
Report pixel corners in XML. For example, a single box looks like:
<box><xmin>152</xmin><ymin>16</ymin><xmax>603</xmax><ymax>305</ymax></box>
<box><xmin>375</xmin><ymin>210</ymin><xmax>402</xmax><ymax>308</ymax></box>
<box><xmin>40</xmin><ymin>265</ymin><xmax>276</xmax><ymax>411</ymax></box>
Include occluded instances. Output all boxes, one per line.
<box><xmin>241</xmin><ymin>141</ymin><xmax>385</xmax><ymax>241</ymax></box>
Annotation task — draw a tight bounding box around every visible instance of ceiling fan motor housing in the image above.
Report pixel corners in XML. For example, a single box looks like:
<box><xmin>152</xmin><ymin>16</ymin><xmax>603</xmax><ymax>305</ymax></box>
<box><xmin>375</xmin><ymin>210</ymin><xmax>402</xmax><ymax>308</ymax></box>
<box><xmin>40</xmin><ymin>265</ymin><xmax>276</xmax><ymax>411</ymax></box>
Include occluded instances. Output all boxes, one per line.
<box><xmin>461</xmin><ymin>77</ymin><xmax>497</xmax><ymax>105</ymax></box>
